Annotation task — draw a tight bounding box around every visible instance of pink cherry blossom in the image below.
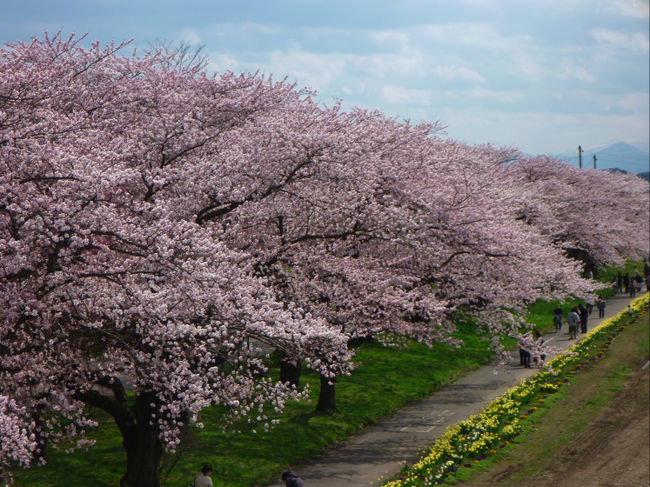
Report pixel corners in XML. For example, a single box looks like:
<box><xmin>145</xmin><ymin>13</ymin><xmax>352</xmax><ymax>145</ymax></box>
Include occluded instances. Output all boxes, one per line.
<box><xmin>1</xmin><ymin>32</ymin><xmax>646</xmax><ymax>485</ymax></box>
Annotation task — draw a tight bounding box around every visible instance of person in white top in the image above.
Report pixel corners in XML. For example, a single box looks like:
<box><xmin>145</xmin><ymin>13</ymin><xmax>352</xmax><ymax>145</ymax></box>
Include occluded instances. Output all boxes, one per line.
<box><xmin>567</xmin><ymin>307</ymin><xmax>580</xmax><ymax>340</ymax></box>
<box><xmin>193</xmin><ymin>464</ymin><xmax>213</xmax><ymax>487</ymax></box>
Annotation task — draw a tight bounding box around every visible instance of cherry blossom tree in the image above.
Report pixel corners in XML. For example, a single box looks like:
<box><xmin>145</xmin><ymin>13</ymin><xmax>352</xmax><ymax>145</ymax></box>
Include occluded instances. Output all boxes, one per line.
<box><xmin>0</xmin><ymin>396</ymin><xmax>35</xmax><ymax>484</ymax></box>
<box><xmin>189</xmin><ymin>98</ymin><xmax>599</xmax><ymax>409</ymax></box>
<box><xmin>335</xmin><ymin>125</ymin><xmax>598</xmax><ymax>341</ymax></box>
<box><xmin>3</xmin><ymin>30</ymin><xmax>639</xmax><ymax>484</ymax></box>
<box><xmin>0</xmin><ymin>33</ymin><xmax>351</xmax><ymax>486</ymax></box>
<box><xmin>504</xmin><ymin>155</ymin><xmax>650</xmax><ymax>273</ymax></box>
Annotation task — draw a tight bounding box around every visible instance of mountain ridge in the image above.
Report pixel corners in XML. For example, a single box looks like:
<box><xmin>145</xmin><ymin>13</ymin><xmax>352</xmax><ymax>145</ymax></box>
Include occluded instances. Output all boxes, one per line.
<box><xmin>553</xmin><ymin>142</ymin><xmax>649</xmax><ymax>175</ymax></box>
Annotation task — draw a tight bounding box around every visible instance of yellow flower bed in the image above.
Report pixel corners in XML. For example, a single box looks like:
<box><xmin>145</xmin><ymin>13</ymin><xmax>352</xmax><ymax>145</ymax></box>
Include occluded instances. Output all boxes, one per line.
<box><xmin>382</xmin><ymin>293</ymin><xmax>648</xmax><ymax>486</ymax></box>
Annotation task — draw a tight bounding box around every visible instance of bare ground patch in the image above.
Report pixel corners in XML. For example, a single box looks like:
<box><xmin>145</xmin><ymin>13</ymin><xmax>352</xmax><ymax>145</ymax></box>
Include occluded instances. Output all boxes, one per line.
<box><xmin>534</xmin><ymin>364</ymin><xmax>649</xmax><ymax>487</ymax></box>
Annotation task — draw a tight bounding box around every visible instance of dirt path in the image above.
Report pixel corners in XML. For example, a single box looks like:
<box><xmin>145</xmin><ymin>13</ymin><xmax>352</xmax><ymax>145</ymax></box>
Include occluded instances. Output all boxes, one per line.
<box><xmin>533</xmin><ymin>364</ymin><xmax>648</xmax><ymax>487</ymax></box>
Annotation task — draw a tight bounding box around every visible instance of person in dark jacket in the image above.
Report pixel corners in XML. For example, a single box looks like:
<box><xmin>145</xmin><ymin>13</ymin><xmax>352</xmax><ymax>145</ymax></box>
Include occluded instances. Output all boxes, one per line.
<box><xmin>552</xmin><ymin>305</ymin><xmax>563</xmax><ymax>331</ymax></box>
<box><xmin>282</xmin><ymin>471</ymin><xmax>306</xmax><ymax>487</ymax></box>
<box><xmin>529</xmin><ymin>328</ymin><xmax>545</xmax><ymax>367</ymax></box>
<box><xmin>616</xmin><ymin>271</ymin><xmax>622</xmax><ymax>293</ymax></box>
<box><xmin>596</xmin><ymin>296</ymin><xmax>606</xmax><ymax>319</ymax></box>
<box><xmin>578</xmin><ymin>303</ymin><xmax>588</xmax><ymax>334</ymax></box>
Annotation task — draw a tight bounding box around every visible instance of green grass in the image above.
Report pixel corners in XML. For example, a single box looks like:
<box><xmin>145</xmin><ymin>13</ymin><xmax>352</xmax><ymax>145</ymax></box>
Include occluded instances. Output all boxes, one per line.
<box><xmin>594</xmin><ymin>259</ymin><xmax>644</xmax><ymax>282</ymax></box>
<box><xmin>13</xmin><ymin>408</ymin><xmax>126</xmax><ymax>486</ymax></box>
<box><xmin>524</xmin><ymin>297</ymin><xmax>582</xmax><ymax>334</ymax></box>
<box><xmin>594</xmin><ymin>259</ymin><xmax>645</xmax><ymax>297</ymax></box>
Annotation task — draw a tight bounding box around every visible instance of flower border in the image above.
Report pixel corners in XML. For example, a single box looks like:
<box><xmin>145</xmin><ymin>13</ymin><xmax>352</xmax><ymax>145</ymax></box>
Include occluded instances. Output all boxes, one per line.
<box><xmin>382</xmin><ymin>293</ymin><xmax>649</xmax><ymax>486</ymax></box>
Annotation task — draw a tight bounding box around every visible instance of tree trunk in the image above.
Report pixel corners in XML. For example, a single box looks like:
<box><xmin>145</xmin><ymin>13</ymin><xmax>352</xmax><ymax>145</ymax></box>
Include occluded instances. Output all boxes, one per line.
<box><xmin>316</xmin><ymin>373</ymin><xmax>337</xmax><ymax>413</ymax></box>
<box><xmin>279</xmin><ymin>357</ymin><xmax>302</xmax><ymax>388</ymax></box>
<box><xmin>120</xmin><ymin>392</ymin><xmax>164</xmax><ymax>487</ymax></box>
<box><xmin>78</xmin><ymin>381</ymin><xmax>165</xmax><ymax>487</ymax></box>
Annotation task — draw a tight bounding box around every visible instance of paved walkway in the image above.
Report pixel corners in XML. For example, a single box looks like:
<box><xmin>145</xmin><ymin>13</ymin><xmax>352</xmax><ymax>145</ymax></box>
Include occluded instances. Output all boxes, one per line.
<box><xmin>268</xmin><ymin>293</ymin><xmax>642</xmax><ymax>487</ymax></box>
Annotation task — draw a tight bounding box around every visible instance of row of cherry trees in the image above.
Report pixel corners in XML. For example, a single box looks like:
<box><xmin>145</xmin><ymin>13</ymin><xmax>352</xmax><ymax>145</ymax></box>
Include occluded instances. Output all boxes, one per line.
<box><xmin>504</xmin><ymin>155</ymin><xmax>649</xmax><ymax>271</ymax></box>
<box><xmin>1</xmin><ymin>34</ymin><xmax>648</xmax><ymax>486</ymax></box>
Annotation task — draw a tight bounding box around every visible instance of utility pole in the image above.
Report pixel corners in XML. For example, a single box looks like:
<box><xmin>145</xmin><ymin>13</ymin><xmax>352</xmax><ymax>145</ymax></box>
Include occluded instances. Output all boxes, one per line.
<box><xmin>593</xmin><ymin>153</ymin><xmax>597</xmax><ymax>169</ymax></box>
<box><xmin>578</xmin><ymin>145</ymin><xmax>583</xmax><ymax>169</ymax></box>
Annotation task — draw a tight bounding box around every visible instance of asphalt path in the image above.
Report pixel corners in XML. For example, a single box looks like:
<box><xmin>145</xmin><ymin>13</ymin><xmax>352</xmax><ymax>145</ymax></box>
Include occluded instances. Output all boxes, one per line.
<box><xmin>267</xmin><ymin>292</ymin><xmax>643</xmax><ymax>487</ymax></box>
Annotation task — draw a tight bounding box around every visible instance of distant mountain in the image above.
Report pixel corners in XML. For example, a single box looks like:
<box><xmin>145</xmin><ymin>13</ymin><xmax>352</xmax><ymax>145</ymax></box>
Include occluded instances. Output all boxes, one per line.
<box><xmin>555</xmin><ymin>142</ymin><xmax>650</xmax><ymax>175</ymax></box>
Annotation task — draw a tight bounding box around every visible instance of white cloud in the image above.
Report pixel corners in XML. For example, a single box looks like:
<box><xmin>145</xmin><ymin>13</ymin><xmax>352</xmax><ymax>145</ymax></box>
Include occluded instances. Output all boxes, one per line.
<box><xmin>608</xmin><ymin>0</ymin><xmax>650</xmax><ymax>19</ymax></box>
<box><xmin>178</xmin><ymin>28</ymin><xmax>202</xmax><ymax>45</ymax></box>
<box><xmin>592</xmin><ymin>28</ymin><xmax>650</xmax><ymax>52</ymax></box>
<box><xmin>440</xmin><ymin>108</ymin><xmax>649</xmax><ymax>155</ymax></box>
<box><xmin>365</xmin><ymin>50</ymin><xmax>428</xmax><ymax>78</ymax></box>
<box><xmin>419</xmin><ymin>23</ymin><xmax>545</xmax><ymax>81</ymax></box>
<box><xmin>380</xmin><ymin>84</ymin><xmax>433</xmax><ymax>106</ymax></box>
<box><xmin>572</xmin><ymin>90</ymin><xmax>650</xmax><ymax>113</ymax></box>
<box><xmin>267</xmin><ymin>48</ymin><xmax>348</xmax><ymax>92</ymax></box>
<box><xmin>420</xmin><ymin>22</ymin><xmax>514</xmax><ymax>51</ymax></box>
<box><xmin>461</xmin><ymin>0</ymin><xmax>504</xmax><ymax>12</ymax></box>
<box><xmin>370</xmin><ymin>30</ymin><xmax>412</xmax><ymax>50</ymax></box>
<box><xmin>508</xmin><ymin>52</ymin><xmax>545</xmax><ymax>82</ymax></box>
<box><xmin>206</xmin><ymin>52</ymin><xmax>244</xmax><ymax>74</ymax></box>
<box><xmin>556</xmin><ymin>61</ymin><xmax>597</xmax><ymax>83</ymax></box>
<box><xmin>613</xmin><ymin>92</ymin><xmax>650</xmax><ymax>111</ymax></box>
<box><xmin>467</xmin><ymin>87</ymin><xmax>525</xmax><ymax>103</ymax></box>
<box><xmin>432</xmin><ymin>65</ymin><xmax>486</xmax><ymax>83</ymax></box>
<box><xmin>207</xmin><ymin>21</ymin><xmax>283</xmax><ymax>37</ymax></box>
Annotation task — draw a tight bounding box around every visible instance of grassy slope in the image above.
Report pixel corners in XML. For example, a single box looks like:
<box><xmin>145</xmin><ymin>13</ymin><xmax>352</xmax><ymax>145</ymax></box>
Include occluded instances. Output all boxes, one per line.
<box><xmin>449</xmin><ymin>305</ymin><xmax>649</xmax><ymax>486</ymax></box>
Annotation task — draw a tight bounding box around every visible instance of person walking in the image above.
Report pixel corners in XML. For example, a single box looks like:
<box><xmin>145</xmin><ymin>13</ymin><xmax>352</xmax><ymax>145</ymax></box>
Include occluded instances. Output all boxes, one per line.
<box><xmin>519</xmin><ymin>344</ymin><xmax>531</xmax><ymax>368</ymax></box>
<box><xmin>578</xmin><ymin>303</ymin><xmax>588</xmax><ymax>334</ymax></box>
<box><xmin>552</xmin><ymin>305</ymin><xmax>563</xmax><ymax>331</ymax></box>
<box><xmin>630</xmin><ymin>280</ymin><xmax>637</xmax><ymax>297</ymax></box>
<box><xmin>596</xmin><ymin>296</ymin><xmax>606</xmax><ymax>319</ymax></box>
<box><xmin>567</xmin><ymin>307</ymin><xmax>580</xmax><ymax>340</ymax></box>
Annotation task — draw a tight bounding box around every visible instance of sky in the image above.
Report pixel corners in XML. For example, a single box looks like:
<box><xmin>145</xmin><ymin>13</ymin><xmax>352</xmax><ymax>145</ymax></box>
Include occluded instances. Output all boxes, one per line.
<box><xmin>2</xmin><ymin>0</ymin><xmax>649</xmax><ymax>156</ymax></box>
